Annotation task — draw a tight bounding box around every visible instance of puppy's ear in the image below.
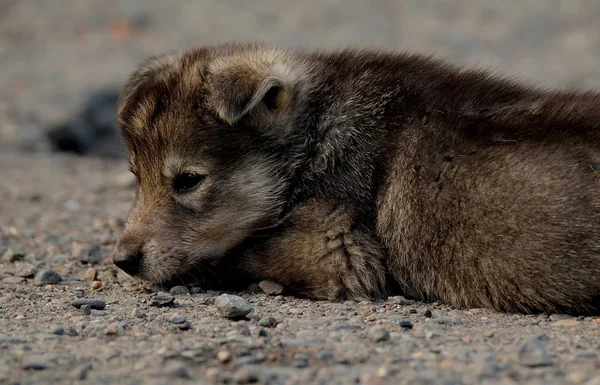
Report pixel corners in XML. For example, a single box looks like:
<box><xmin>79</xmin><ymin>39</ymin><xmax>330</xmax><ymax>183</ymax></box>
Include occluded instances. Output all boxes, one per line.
<box><xmin>207</xmin><ymin>52</ymin><xmax>302</xmax><ymax>126</ymax></box>
<box><xmin>117</xmin><ymin>54</ymin><xmax>178</xmax><ymax>127</ymax></box>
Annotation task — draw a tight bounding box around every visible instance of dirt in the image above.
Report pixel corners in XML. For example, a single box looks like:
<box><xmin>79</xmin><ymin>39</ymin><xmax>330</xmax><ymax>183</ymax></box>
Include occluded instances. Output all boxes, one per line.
<box><xmin>1</xmin><ymin>1</ymin><xmax>600</xmax><ymax>385</ymax></box>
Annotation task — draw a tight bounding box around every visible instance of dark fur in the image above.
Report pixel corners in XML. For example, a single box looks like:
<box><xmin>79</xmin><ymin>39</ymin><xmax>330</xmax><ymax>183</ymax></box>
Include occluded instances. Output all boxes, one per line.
<box><xmin>113</xmin><ymin>43</ymin><xmax>600</xmax><ymax>315</ymax></box>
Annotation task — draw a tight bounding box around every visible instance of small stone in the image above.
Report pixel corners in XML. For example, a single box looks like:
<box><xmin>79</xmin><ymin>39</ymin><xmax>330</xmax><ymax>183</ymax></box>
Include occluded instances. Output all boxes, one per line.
<box><xmin>549</xmin><ymin>313</ymin><xmax>573</xmax><ymax>321</ymax></box>
<box><xmin>294</xmin><ymin>353</ymin><xmax>308</xmax><ymax>368</ymax></box>
<box><xmin>387</xmin><ymin>295</ymin><xmax>415</xmax><ymax>305</ymax></box>
<box><xmin>205</xmin><ymin>367</ymin><xmax>220</xmax><ymax>381</ymax></box>
<box><xmin>425</xmin><ymin>331</ymin><xmax>439</xmax><ymax>339</ymax></box>
<box><xmin>483</xmin><ymin>330</ymin><xmax>495</xmax><ymax>338</ymax></box>
<box><xmin>70</xmin><ymin>298</ymin><xmax>106</xmax><ymax>310</ymax></box>
<box><xmin>80</xmin><ymin>268</ymin><xmax>97</xmax><ymax>282</ymax></box>
<box><xmin>400</xmin><ymin>320</ymin><xmax>413</xmax><ymax>329</ymax></box>
<box><xmin>431</xmin><ymin>316</ymin><xmax>463</xmax><ymax>325</ymax></box>
<box><xmin>170</xmin><ymin>314</ymin><xmax>187</xmax><ymax>324</ymax></box>
<box><xmin>178</xmin><ymin>322</ymin><xmax>191</xmax><ymax>331</ymax></box>
<box><xmin>586</xmin><ymin>376</ymin><xmax>600</xmax><ymax>385</ymax></box>
<box><xmin>258</xmin><ymin>280</ymin><xmax>284</xmax><ymax>295</ymax></box>
<box><xmin>565</xmin><ymin>372</ymin><xmax>589</xmax><ymax>384</ymax></box>
<box><xmin>1</xmin><ymin>248</ymin><xmax>20</xmax><ymax>262</ymax></box>
<box><xmin>14</xmin><ymin>262</ymin><xmax>37</xmax><ymax>278</ymax></box>
<box><xmin>1</xmin><ymin>276</ymin><xmax>25</xmax><ymax>284</ymax></box>
<box><xmin>169</xmin><ymin>285</ymin><xmax>190</xmax><ymax>295</ymax></box>
<box><xmin>316</xmin><ymin>352</ymin><xmax>334</xmax><ymax>361</ymax></box>
<box><xmin>91</xmin><ymin>281</ymin><xmax>102</xmax><ymax>290</ymax></box>
<box><xmin>474</xmin><ymin>355</ymin><xmax>501</xmax><ymax>377</ymax></box>
<box><xmin>257</xmin><ymin>316</ymin><xmax>278</xmax><ymax>328</ymax></box>
<box><xmin>105</xmin><ymin>325</ymin><xmax>118</xmax><ymax>335</ymax></box>
<box><xmin>214</xmin><ymin>294</ymin><xmax>252</xmax><ymax>319</ymax></box>
<box><xmin>78</xmin><ymin>244</ymin><xmax>104</xmax><ymax>264</ymax></box>
<box><xmin>35</xmin><ymin>269</ymin><xmax>62</xmax><ymax>284</ymax></box>
<box><xmin>518</xmin><ymin>337</ymin><xmax>553</xmax><ymax>367</ymax></box>
<box><xmin>81</xmin><ymin>304</ymin><xmax>92</xmax><ymax>315</ymax></box>
<box><xmin>150</xmin><ymin>292</ymin><xmax>175</xmax><ymax>307</ymax></box>
<box><xmin>190</xmin><ymin>287</ymin><xmax>203</xmax><ymax>294</ymax></box>
<box><xmin>164</xmin><ymin>360</ymin><xmax>190</xmax><ymax>379</ymax></box>
<box><xmin>423</xmin><ymin>308</ymin><xmax>433</xmax><ymax>318</ymax></box>
<box><xmin>246</xmin><ymin>282</ymin><xmax>260</xmax><ymax>293</ymax></box>
<box><xmin>22</xmin><ymin>356</ymin><xmax>48</xmax><ymax>370</ymax></box>
<box><xmin>217</xmin><ymin>350</ymin><xmax>232</xmax><ymax>363</ymax></box>
<box><xmin>70</xmin><ymin>364</ymin><xmax>92</xmax><ymax>380</ymax></box>
<box><xmin>233</xmin><ymin>366</ymin><xmax>261</xmax><ymax>383</ymax></box>
<box><xmin>257</xmin><ymin>329</ymin><xmax>268</xmax><ymax>337</ymax></box>
<box><xmin>368</xmin><ymin>326</ymin><xmax>390</xmax><ymax>343</ymax></box>
<box><xmin>131</xmin><ymin>308</ymin><xmax>146</xmax><ymax>318</ymax></box>
<box><xmin>553</xmin><ymin>319</ymin><xmax>580</xmax><ymax>328</ymax></box>
<box><xmin>51</xmin><ymin>325</ymin><xmax>65</xmax><ymax>335</ymax></box>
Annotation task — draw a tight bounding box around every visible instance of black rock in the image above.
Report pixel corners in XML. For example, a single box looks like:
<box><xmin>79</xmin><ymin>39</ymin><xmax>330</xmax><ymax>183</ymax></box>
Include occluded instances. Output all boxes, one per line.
<box><xmin>35</xmin><ymin>269</ymin><xmax>62</xmax><ymax>284</ymax></box>
<box><xmin>169</xmin><ymin>286</ymin><xmax>190</xmax><ymax>295</ymax></box>
<box><xmin>70</xmin><ymin>298</ymin><xmax>106</xmax><ymax>310</ymax></box>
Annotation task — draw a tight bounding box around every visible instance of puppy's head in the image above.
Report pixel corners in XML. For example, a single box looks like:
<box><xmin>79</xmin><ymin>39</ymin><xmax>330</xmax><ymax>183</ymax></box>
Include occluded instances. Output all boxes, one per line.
<box><xmin>112</xmin><ymin>44</ymin><xmax>308</xmax><ymax>284</ymax></box>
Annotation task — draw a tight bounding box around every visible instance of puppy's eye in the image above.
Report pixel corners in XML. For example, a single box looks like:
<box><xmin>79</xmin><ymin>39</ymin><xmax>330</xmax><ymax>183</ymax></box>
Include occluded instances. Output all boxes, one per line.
<box><xmin>173</xmin><ymin>172</ymin><xmax>206</xmax><ymax>192</ymax></box>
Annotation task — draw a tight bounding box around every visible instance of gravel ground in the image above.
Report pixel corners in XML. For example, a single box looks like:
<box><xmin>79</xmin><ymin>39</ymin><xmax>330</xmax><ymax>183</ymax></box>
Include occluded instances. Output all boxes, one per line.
<box><xmin>1</xmin><ymin>1</ymin><xmax>600</xmax><ymax>385</ymax></box>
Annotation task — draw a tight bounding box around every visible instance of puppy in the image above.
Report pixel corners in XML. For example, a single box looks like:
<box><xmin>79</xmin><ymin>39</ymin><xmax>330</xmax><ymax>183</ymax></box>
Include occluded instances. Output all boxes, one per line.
<box><xmin>112</xmin><ymin>43</ymin><xmax>600</xmax><ymax>314</ymax></box>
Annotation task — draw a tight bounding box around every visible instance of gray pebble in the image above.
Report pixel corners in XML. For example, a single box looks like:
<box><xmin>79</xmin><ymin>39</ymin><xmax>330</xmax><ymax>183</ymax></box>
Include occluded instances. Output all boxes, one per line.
<box><xmin>178</xmin><ymin>322</ymin><xmax>191</xmax><ymax>331</ymax></box>
<box><xmin>78</xmin><ymin>244</ymin><xmax>104</xmax><ymax>264</ymax></box>
<box><xmin>170</xmin><ymin>314</ymin><xmax>187</xmax><ymax>324</ymax></box>
<box><xmin>164</xmin><ymin>360</ymin><xmax>190</xmax><ymax>379</ymax></box>
<box><xmin>368</xmin><ymin>326</ymin><xmax>390</xmax><ymax>343</ymax></box>
<box><xmin>257</xmin><ymin>316</ymin><xmax>278</xmax><ymax>328</ymax></box>
<box><xmin>233</xmin><ymin>365</ymin><xmax>261</xmax><ymax>384</ymax></box>
<box><xmin>70</xmin><ymin>364</ymin><xmax>92</xmax><ymax>380</ymax></box>
<box><xmin>214</xmin><ymin>294</ymin><xmax>252</xmax><ymax>319</ymax></box>
<box><xmin>2</xmin><ymin>248</ymin><xmax>24</xmax><ymax>263</ymax></box>
<box><xmin>35</xmin><ymin>269</ymin><xmax>62</xmax><ymax>284</ymax></box>
<box><xmin>246</xmin><ymin>282</ymin><xmax>260</xmax><ymax>293</ymax></box>
<box><xmin>70</xmin><ymin>298</ymin><xmax>106</xmax><ymax>310</ymax></box>
<box><xmin>294</xmin><ymin>353</ymin><xmax>309</xmax><ymax>368</ymax></box>
<box><xmin>51</xmin><ymin>325</ymin><xmax>65</xmax><ymax>335</ymax></box>
<box><xmin>81</xmin><ymin>304</ymin><xmax>91</xmax><ymax>315</ymax></box>
<box><xmin>14</xmin><ymin>262</ymin><xmax>37</xmax><ymax>278</ymax></box>
<box><xmin>257</xmin><ymin>328</ymin><xmax>268</xmax><ymax>337</ymax></box>
<box><xmin>400</xmin><ymin>320</ymin><xmax>414</xmax><ymax>329</ymax></box>
<box><xmin>131</xmin><ymin>308</ymin><xmax>146</xmax><ymax>318</ymax></box>
<box><xmin>150</xmin><ymin>292</ymin><xmax>175</xmax><ymax>307</ymax></box>
<box><xmin>190</xmin><ymin>287</ymin><xmax>203</xmax><ymax>294</ymax></box>
<box><xmin>169</xmin><ymin>285</ymin><xmax>190</xmax><ymax>295</ymax></box>
<box><xmin>518</xmin><ymin>336</ymin><xmax>553</xmax><ymax>367</ymax></box>
<box><xmin>387</xmin><ymin>295</ymin><xmax>415</xmax><ymax>305</ymax></box>
<box><xmin>22</xmin><ymin>356</ymin><xmax>49</xmax><ymax>370</ymax></box>
<box><xmin>430</xmin><ymin>316</ymin><xmax>463</xmax><ymax>325</ymax></box>
<box><xmin>316</xmin><ymin>352</ymin><xmax>335</xmax><ymax>361</ymax></box>
<box><xmin>2</xmin><ymin>276</ymin><xmax>25</xmax><ymax>284</ymax></box>
<box><xmin>549</xmin><ymin>313</ymin><xmax>573</xmax><ymax>321</ymax></box>
<box><xmin>258</xmin><ymin>280</ymin><xmax>284</xmax><ymax>295</ymax></box>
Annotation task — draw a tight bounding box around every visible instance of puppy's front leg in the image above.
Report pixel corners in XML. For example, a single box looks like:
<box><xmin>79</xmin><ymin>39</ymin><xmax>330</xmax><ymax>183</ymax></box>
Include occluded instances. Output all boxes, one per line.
<box><xmin>241</xmin><ymin>201</ymin><xmax>388</xmax><ymax>301</ymax></box>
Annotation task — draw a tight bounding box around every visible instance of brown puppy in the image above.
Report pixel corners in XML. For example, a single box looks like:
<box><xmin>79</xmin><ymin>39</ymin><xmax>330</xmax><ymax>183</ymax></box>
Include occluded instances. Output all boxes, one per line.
<box><xmin>113</xmin><ymin>43</ymin><xmax>600</xmax><ymax>315</ymax></box>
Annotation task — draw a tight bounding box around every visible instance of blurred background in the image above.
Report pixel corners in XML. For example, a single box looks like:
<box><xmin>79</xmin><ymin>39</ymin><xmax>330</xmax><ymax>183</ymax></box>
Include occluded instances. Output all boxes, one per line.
<box><xmin>2</xmin><ymin>0</ymin><xmax>600</xmax><ymax>157</ymax></box>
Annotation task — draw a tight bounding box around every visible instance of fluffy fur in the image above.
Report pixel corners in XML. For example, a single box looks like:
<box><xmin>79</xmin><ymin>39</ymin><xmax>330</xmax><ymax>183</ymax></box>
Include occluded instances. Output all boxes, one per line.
<box><xmin>113</xmin><ymin>43</ymin><xmax>600</xmax><ymax>315</ymax></box>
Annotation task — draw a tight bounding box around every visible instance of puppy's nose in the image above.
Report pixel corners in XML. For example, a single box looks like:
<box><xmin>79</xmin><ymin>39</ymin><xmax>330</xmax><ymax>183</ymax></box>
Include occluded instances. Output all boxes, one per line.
<box><xmin>113</xmin><ymin>251</ymin><xmax>143</xmax><ymax>276</ymax></box>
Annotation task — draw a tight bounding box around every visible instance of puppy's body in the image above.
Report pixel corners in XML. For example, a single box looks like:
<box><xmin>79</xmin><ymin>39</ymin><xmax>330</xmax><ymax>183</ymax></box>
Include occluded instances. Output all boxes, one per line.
<box><xmin>114</xmin><ymin>43</ymin><xmax>600</xmax><ymax>314</ymax></box>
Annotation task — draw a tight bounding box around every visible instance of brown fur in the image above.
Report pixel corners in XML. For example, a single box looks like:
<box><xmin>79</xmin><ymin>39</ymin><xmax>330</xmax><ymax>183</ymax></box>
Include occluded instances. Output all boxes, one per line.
<box><xmin>113</xmin><ymin>43</ymin><xmax>600</xmax><ymax>315</ymax></box>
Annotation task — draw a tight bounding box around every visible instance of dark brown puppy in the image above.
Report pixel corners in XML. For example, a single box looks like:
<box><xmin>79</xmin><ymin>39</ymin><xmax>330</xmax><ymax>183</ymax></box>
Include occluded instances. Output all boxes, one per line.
<box><xmin>113</xmin><ymin>43</ymin><xmax>600</xmax><ymax>315</ymax></box>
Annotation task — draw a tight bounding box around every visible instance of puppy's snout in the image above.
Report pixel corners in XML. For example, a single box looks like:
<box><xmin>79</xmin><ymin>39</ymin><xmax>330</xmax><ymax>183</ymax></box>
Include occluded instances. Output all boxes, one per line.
<box><xmin>113</xmin><ymin>250</ymin><xmax>143</xmax><ymax>276</ymax></box>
